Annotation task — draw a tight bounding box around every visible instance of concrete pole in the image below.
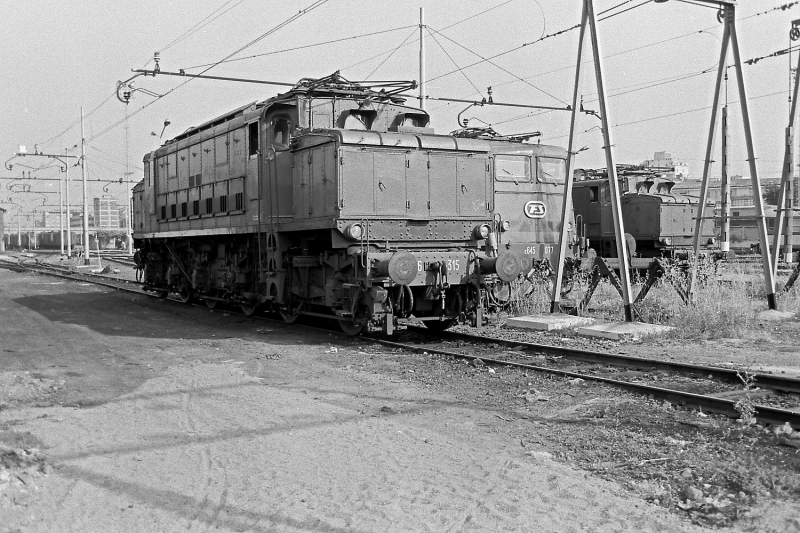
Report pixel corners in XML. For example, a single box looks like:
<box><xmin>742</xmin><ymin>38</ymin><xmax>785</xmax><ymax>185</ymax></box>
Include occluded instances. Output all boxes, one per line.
<box><xmin>81</xmin><ymin>108</ymin><xmax>90</xmax><ymax>265</ymax></box>
<box><xmin>59</xmin><ymin>174</ymin><xmax>64</xmax><ymax>255</ymax></box>
<box><xmin>419</xmin><ymin>7</ymin><xmax>426</xmax><ymax>110</ymax></box>
<box><xmin>65</xmin><ymin>149</ymin><xmax>72</xmax><ymax>258</ymax></box>
<box><xmin>720</xmin><ymin>106</ymin><xmax>730</xmax><ymax>253</ymax></box>
<box><xmin>789</xmin><ymin>162</ymin><xmax>795</xmax><ymax>263</ymax></box>
<box><xmin>125</xmin><ymin>106</ymin><xmax>134</xmax><ymax>255</ymax></box>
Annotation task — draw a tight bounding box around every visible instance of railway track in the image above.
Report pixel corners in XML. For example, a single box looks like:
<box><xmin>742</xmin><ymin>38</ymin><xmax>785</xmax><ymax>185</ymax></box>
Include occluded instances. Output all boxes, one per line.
<box><xmin>2</xmin><ymin>254</ymin><xmax>799</xmax><ymax>429</ymax></box>
<box><xmin>369</xmin><ymin>332</ymin><xmax>800</xmax><ymax>429</ymax></box>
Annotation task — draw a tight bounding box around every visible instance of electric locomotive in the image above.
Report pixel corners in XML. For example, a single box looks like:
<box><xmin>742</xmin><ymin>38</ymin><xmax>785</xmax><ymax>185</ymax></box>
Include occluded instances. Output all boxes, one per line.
<box><xmin>572</xmin><ymin>171</ymin><xmax>716</xmax><ymax>258</ymax></box>
<box><xmin>450</xmin><ymin>127</ymin><xmax>579</xmax><ymax>277</ymax></box>
<box><xmin>132</xmin><ymin>73</ymin><xmax>534</xmax><ymax>335</ymax></box>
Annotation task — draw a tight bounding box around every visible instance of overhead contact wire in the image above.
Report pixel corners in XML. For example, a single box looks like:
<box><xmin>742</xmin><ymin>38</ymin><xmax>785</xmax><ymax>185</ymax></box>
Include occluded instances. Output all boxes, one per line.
<box><xmin>427</xmin><ymin>27</ymin><xmax>569</xmax><ymax>107</ymax></box>
<box><xmin>345</xmin><ymin>0</ymin><xmax>517</xmax><ymax>72</ymax></box>
<box><xmin>158</xmin><ymin>0</ymin><xmax>248</xmax><ymax>54</ymax></box>
<box><xmin>425</xmin><ymin>29</ymin><xmax>483</xmax><ymax>97</ymax></box>
<box><xmin>87</xmin><ymin>0</ymin><xmax>332</xmax><ymax>144</ymax></box>
<box><xmin>183</xmin><ymin>25</ymin><xmax>417</xmax><ymax>70</ymax></box>
<box><xmin>364</xmin><ymin>28</ymin><xmax>418</xmax><ymax>81</ymax></box>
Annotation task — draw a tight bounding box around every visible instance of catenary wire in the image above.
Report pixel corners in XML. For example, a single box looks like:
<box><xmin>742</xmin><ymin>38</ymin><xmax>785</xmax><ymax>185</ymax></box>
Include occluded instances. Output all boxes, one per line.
<box><xmin>183</xmin><ymin>25</ymin><xmax>417</xmax><ymax>70</ymax></box>
<box><xmin>424</xmin><ymin>29</ymin><xmax>484</xmax><ymax>97</ymax></box>
<box><xmin>344</xmin><ymin>0</ymin><xmax>518</xmax><ymax>72</ymax></box>
<box><xmin>158</xmin><ymin>0</ymin><xmax>248</xmax><ymax>54</ymax></box>
<box><xmin>366</xmin><ymin>28</ymin><xmax>420</xmax><ymax>81</ymax></box>
<box><xmin>86</xmin><ymin>0</ymin><xmax>332</xmax><ymax>144</ymax></box>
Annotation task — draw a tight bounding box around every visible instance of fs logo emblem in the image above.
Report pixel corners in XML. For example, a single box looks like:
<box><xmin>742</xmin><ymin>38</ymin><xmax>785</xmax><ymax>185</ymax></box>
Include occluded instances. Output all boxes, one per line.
<box><xmin>523</xmin><ymin>200</ymin><xmax>546</xmax><ymax>219</ymax></box>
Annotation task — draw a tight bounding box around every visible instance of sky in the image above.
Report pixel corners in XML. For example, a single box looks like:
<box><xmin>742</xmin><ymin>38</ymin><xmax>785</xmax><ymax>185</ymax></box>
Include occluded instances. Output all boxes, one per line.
<box><xmin>1</xmin><ymin>0</ymin><xmax>798</xmax><ymax>226</ymax></box>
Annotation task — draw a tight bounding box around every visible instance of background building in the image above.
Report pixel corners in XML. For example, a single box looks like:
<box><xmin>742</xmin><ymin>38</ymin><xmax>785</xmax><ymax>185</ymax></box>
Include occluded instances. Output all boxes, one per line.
<box><xmin>93</xmin><ymin>196</ymin><xmax>120</xmax><ymax>228</ymax></box>
<box><xmin>641</xmin><ymin>151</ymin><xmax>689</xmax><ymax>181</ymax></box>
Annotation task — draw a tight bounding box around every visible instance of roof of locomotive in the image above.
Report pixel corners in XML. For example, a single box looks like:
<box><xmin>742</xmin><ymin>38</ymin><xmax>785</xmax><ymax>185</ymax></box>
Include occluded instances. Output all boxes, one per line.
<box><xmin>574</xmin><ymin>177</ymin><xmax>697</xmax><ymax>204</ymax></box>
<box><xmin>294</xmin><ymin>129</ymin><xmax>568</xmax><ymax>157</ymax></box>
<box><xmin>144</xmin><ymin>72</ymin><xmax>425</xmax><ymax>161</ymax></box>
<box><xmin>142</xmin><ymin>72</ymin><xmax>570</xmax><ymax>166</ymax></box>
<box><xmin>294</xmin><ymin>129</ymin><xmax>489</xmax><ymax>152</ymax></box>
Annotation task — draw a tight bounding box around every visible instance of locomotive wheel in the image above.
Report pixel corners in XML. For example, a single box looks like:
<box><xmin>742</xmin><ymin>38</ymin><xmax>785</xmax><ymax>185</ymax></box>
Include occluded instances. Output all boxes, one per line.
<box><xmin>338</xmin><ymin>318</ymin><xmax>365</xmax><ymax>336</ymax></box>
<box><xmin>204</xmin><ymin>294</ymin><xmax>218</xmax><ymax>309</ymax></box>
<box><xmin>156</xmin><ymin>288</ymin><xmax>169</xmax><ymax>299</ymax></box>
<box><xmin>240</xmin><ymin>301</ymin><xmax>258</xmax><ymax>316</ymax></box>
<box><xmin>279</xmin><ymin>307</ymin><xmax>300</xmax><ymax>324</ymax></box>
<box><xmin>425</xmin><ymin>319</ymin><xmax>456</xmax><ymax>332</ymax></box>
<box><xmin>338</xmin><ymin>305</ymin><xmax>368</xmax><ymax>335</ymax></box>
<box><xmin>178</xmin><ymin>286</ymin><xmax>193</xmax><ymax>305</ymax></box>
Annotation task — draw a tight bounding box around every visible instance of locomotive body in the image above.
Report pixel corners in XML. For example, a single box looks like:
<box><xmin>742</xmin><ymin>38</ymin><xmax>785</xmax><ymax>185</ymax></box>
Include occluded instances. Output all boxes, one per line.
<box><xmin>133</xmin><ymin>75</ymin><xmax>534</xmax><ymax>334</ymax></box>
<box><xmin>485</xmin><ymin>142</ymin><xmax>574</xmax><ymax>272</ymax></box>
<box><xmin>573</xmin><ymin>175</ymin><xmax>715</xmax><ymax>258</ymax></box>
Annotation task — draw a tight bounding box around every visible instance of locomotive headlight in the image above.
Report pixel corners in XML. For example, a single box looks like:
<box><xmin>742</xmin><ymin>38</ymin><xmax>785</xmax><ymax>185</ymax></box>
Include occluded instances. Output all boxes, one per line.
<box><xmin>660</xmin><ymin>237</ymin><xmax>671</xmax><ymax>245</ymax></box>
<box><xmin>344</xmin><ymin>223</ymin><xmax>363</xmax><ymax>240</ymax></box>
<box><xmin>474</xmin><ymin>223</ymin><xmax>491</xmax><ymax>239</ymax></box>
<box><xmin>501</xmin><ymin>220</ymin><xmax>511</xmax><ymax>232</ymax></box>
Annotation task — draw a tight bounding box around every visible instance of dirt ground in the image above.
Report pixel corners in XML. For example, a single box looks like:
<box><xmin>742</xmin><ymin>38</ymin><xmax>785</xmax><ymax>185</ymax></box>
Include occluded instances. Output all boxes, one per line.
<box><xmin>1</xmin><ymin>266</ymin><xmax>799</xmax><ymax>532</ymax></box>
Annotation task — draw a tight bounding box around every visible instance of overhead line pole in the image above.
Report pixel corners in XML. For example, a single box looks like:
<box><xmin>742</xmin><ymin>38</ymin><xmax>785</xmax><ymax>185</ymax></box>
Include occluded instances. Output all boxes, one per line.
<box><xmin>551</xmin><ymin>2</ymin><xmax>588</xmax><ymax>315</ymax></box>
<box><xmin>687</xmin><ymin>1</ymin><xmax>776</xmax><ymax>310</ymax></box>
<box><xmin>64</xmin><ymin>148</ymin><xmax>72</xmax><ymax>258</ymax></box>
<box><xmin>729</xmin><ymin>5</ymin><xmax>776</xmax><ymax>307</ymax></box>
<box><xmin>552</xmin><ymin>0</ymin><xmax>634</xmax><ymax>321</ymax></box>
<box><xmin>58</xmin><ymin>175</ymin><xmax>64</xmax><ymax>256</ymax></box>
<box><xmin>4</xmin><ymin>148</ymin><xmax>81</xmax><ymax>257</ymax></box>
<box><xmin>771</xmin><ymin>19</ymin><xmax>800</xmax><ymax>274</ymax></box>
<box><xmin>419</xmin><ymin>7</ymin><xmax>426</xmax><ymax>110</ymax></box>
<box><xmin>125</xmin><ymin>106</ymin><xmax>134</xmax><ymax>256</ymax></box>
<box><xmin>81</xmin><ymin>108</ymin><xmax>91</xmax><ymax>265</ymax></box>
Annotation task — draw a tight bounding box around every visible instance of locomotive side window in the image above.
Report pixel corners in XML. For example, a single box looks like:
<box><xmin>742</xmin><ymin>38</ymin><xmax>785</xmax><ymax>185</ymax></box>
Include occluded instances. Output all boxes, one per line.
<box><xmin>272</xmin><ymin>117</ymin><xmax>292</xmax><ymax>150</ymax></box>
<box><xmin>167</xmin><ymin>152</ymin><xmax>177</xmax><ymax>180</ymax></box>
<box><xmin>248</xmin><ymin>122</ymin><xmax>259</xmax><ymax>157</ymax></box>
<box><xmin>494</xmin><ymin>155</ymin><xmax>530</xmax><ymax>183</ymax></box>
<box><xmin>589</xmin><ymin>186</ymin><xmax>599</xmax><ymax>203</ymax></box>
<box><xmin>215</xmin><ymin>134</ymin><xmax>229</xmax><ymax>165</ymax></box>
<box><xmin>536</xmin><ymin>157</ymin><xmax>566</xmax><ymax>184</ymax></box>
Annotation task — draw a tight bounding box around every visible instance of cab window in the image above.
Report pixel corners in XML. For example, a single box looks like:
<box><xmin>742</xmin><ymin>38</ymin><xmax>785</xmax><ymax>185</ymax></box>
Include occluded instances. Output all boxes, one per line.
<box><xmin>272</xmin><ymin>117</ymin><xmax>292</xmax><ymax>150</ymax></box>
<box><xmin>248</xmin><ymin>122</ymin><xmax>259</xmax><ymax>157</ymax></box>
<box><xmin>494</xmin><ymin>155</ymin><xmax>530</xmax><ymax>183</ymax></box>
<box><xmin>536</xmin><ymin>157</ymin><xmax>566</xmax><ymax>184</ymax></box>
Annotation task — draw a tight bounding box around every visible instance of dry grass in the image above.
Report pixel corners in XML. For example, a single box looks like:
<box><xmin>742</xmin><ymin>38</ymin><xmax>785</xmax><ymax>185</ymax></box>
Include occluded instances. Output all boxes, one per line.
<box><xmin>504</xmin><ymin>258</ymin><xmax>800</xmax><ymax>340</ymax></box>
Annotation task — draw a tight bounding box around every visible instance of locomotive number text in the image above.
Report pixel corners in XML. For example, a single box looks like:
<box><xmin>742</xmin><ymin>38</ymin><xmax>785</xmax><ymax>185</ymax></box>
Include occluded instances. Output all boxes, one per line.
<box><xmin>418</xmin><ymin>259</ymin><xmax>460</xmax><ymax>272</ymax></box>
<box><xmin>524</xmin><ymin>245</ymin><xmax>554</xmax><ymax>255</ymax></box>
